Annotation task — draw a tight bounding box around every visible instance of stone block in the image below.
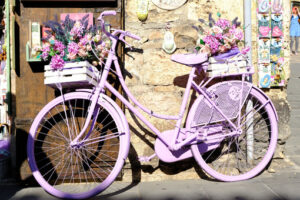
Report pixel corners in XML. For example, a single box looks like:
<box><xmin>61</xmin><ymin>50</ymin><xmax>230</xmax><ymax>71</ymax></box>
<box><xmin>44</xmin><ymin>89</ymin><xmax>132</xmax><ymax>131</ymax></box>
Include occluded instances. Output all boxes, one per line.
<box><xmin>141</xmin><ymin>51</ymin><xmax>191</xmax><ymax>85</ymax></box>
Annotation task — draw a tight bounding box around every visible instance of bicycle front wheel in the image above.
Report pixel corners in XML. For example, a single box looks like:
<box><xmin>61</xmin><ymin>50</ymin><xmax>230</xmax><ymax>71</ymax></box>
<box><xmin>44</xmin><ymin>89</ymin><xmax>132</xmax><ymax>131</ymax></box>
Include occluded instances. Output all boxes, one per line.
<box><xmin>190</xmin><ymin>86</ymin><xmax>278</xmax><ymax>181</ymax></box>
<box><xmin>27</xmin><ymin>92</ymin><xmax>129</xmax><ymax>199</ymax></box>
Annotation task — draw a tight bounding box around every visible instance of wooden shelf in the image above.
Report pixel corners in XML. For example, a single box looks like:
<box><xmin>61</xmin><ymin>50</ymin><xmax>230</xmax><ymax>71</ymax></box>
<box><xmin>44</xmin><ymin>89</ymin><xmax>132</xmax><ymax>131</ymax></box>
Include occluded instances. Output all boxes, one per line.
<box><xmin>26</xmin><ymin>42</ymin><xmax>42</xmax><ymax>62</ymax></box>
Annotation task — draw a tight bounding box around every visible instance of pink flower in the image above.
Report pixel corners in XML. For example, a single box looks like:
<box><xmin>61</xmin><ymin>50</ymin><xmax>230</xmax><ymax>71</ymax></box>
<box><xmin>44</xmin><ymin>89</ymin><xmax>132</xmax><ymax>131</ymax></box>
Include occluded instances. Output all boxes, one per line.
<box><xmin>96</xmin><ymin>45</ymin><xmax>104</xmax><ymax>51</ymax></box>
<box><xmin>234</xmin><ymin>29</ymin><xmax>244</xmax><ymax>40</ymax></box>
<box><xmin>219</xmin><ymin>45</ymin><xmax>227</xmax><ymax>53</ymax></box>
<box><xmin>199</xmin><ymin>45</ymin><xmax>211</xmax><ymax>55</ymax></box>
<box><xmin>54</xmin><ymin>40</ymin><xmax>65</xmax><ymax>54</ymax></box>
<box><xmin>79</xmin><ymin>36</ymin><xmax>89</xmax><ymax>46</ymax></box>
<box><xmin>78</xmin><ymin>49</ymin><xmax>88</xmax><ymax>57</ymax></box>
<box><xmin>203</xmin><ymin>35</ymin><xmax>220</xmax><ymax>54</ymax></box>
<box><xmin>50</xmin><ymin>55</ymin><xmax>65</xmax><ymax>70</ymax></box>
<box><xmin>67</xmin><ymin>53</ymin><xmax>77</xmax><ymax>60</ymax></box>
<box><xmin>229</xmin><ymin>26</ymin><xmax>244</xmax><ymax>41</ymax></box>
<box><xmin>70</xmin><ymin>21</ymin><xmax>84</xmax><ymax>38</ymax></box>
<box><xmin>216</xmin><ymin>19</ymin><xmax>231</xmax><ymax>29</ymax></box>
<box><xmin>79</xmin><ymin>44</ymin><xmax>86</xmax><ymax>51</ymax></box>
<box><xmin>41</xmin><ymin>44</ymin><xmax>50</xmax><ymax>61</ymax></box>
<box><xmin>68</xmin><ymin>42</ymin><xmax>79</xmax><ymax>55</ymax></box>
<box><xmin>86</xmin><ymin>45</ymin><xmax>92</xmax><ymax>51</ymax></box>
<box><xmin>212</xmin><ymin>26</ymin><xmax>223</xmax><ymax>35</ymax></box>
<box><xmin>224</xmin><ymin>43</ymin><xmax>231</xmax><ymax>50</ymax></box>
<box><xmin>278</xmin><ymin>57</ymin><xmax>284</xmax><ymax>64</ymax></box>
<box><xmin>241</xmin><ymin>46</ymin><xmax>251</xmax><ymax>55</ymax></box>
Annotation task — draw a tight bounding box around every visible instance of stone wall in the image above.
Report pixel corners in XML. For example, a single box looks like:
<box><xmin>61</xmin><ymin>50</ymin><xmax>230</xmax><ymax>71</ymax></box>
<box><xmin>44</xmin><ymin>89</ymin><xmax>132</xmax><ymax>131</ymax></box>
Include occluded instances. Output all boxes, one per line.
<box><xmin>123</xmin><ymin>0</ymin><xmax>291</xmax><ymax>182</ymax></box>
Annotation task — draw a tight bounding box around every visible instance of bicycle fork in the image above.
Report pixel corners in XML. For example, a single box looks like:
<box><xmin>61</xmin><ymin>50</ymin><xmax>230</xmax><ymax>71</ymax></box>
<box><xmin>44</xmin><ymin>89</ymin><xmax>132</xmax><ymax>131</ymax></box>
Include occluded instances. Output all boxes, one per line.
<box><xmin>69</xmin><ymin>89</ymin><xmax>102</xmax><ymax>147</ymax></box>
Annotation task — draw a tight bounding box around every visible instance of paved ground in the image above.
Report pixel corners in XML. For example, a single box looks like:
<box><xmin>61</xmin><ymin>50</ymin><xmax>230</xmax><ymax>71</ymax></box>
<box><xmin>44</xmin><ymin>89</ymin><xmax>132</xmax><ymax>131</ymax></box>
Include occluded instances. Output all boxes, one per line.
<box><xmin>286</xmin><ymin>54</ymin><xmax>300</xmax><ymax>167</ymax></box>
<box><xmin>0</xmin><ymin>56</ymin><xmax>300</xmax><ymax>200</ymax></box>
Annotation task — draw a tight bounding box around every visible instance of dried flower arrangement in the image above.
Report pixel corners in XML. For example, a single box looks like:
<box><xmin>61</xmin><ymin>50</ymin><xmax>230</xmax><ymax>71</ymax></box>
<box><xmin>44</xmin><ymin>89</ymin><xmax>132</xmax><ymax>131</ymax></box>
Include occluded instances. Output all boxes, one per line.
<box><xmin>39</xmin><ymin>14</ymin><xmax>110</xmax><ymax>70</ymax></box>
<box><xmin>193</xmin><ymin>13</ymin><xmax>246</xmax><ymax>56</ymax></box>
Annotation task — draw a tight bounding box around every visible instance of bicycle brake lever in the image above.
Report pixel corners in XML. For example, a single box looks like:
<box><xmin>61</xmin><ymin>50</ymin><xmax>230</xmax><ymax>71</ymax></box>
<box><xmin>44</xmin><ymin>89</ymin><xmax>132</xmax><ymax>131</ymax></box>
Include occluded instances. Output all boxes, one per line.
<box><xmin>120</xmin><ymin>38</ymin><xmax>133</xmax><ymax>50</ymax></box>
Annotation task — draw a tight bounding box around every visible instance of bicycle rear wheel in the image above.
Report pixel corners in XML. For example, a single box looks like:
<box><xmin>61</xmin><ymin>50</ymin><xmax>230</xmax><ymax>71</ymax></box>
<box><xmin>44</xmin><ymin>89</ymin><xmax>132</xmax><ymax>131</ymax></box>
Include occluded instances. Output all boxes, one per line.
<box><xmin>190</xmin><ymin>86</ymin><xmax>278</xmax><ymax>181</ymax></box>
<box><xmin>27</xmin><ymin>92</ymin><xmax>129</xmax><ymax>199</ymax></box>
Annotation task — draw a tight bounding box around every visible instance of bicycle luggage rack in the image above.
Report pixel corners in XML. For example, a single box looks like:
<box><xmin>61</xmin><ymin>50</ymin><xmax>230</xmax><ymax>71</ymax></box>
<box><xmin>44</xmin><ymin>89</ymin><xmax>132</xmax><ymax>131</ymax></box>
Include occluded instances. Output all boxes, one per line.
<box><xmin>44</xmin><ymin>61</ymin><xmax>100</xmax><ymax>89</ymax></box>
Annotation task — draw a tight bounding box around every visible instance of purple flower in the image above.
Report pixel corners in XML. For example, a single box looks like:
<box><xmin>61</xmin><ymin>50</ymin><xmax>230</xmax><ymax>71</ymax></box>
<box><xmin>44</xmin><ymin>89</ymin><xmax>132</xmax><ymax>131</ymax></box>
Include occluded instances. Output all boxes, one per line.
<box><xmin>70</xmin><ymin>21</ymin><xmax>84</xmax><ymax>38</ymax></box>
<box><xmin>54</xmin><ymin>40</ymin><xmax>66</xmax><ymax>55</ymax></box>
<box><xmin>216</xmin><ymin>19</ymin><xmax>231</xmax><ymax>29</ymax></box>
<box><xmin>229</xmin><ymin>26</ymin><xmax>244</xmax><ymax>41</ymax></box>
<box><xmin>41</xmin><ymin>45</ymin><xmax>50</xmax><ymax>61</ymax></box>
<box><xmin>79</xmin><ymin>35</ymin><xmax>89</xmax><ymax>46</ymax></box>
<box><xmin>68</xmin><ymin>42</ymin><xmax>79</xmax><ymax>55</ymax></box>
<box><xmin>215</xmin><ymin>33</ymin><xmax>223</xmax><ymax>40</ymax></box>
<box><xmin>50</xmin><ymin>55</ymin><xmax>65</xmax><ymax>70</ymax></box>
<box><xmin>203</xmin><ymin>35</ymin><xmax>220</xmax><ymax>54</ymax></box>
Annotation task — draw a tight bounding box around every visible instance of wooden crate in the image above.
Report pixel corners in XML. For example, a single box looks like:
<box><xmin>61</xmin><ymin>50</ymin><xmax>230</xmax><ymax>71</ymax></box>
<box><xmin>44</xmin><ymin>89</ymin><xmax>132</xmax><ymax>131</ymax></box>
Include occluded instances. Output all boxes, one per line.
<box><xmin>207</xmin><ymin>56</ymin><xmax>253</xmax><ymax>77</ymax></box>
<box><xmin>44</xmin><ymin>61</ymin><xmax>100</xmax><ymax>88</ymax></box>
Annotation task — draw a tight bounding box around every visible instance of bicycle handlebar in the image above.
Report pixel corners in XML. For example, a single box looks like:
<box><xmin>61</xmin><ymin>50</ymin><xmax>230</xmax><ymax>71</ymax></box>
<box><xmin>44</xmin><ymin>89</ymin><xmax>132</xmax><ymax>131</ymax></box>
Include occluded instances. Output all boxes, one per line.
<box><xmin>126</xmin><ymin>31</ymin><xmax>141</xmax><ymax>40</ymax></box>
<box><xmin>96</xmin><ymin>10</ymin><xmax>141</xmax><ymax>49</ymax></box>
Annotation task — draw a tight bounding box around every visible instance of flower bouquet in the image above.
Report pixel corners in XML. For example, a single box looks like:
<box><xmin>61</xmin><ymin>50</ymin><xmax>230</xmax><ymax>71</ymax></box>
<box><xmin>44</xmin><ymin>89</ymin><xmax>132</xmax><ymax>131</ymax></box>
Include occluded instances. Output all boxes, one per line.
<box><xmin>40</xmin><ymin>14</ymin><xmax>110</xmax><ymax>70</ymax></box>
<box><xmin>193</xmin><ymin>14</ymin><xmax>253</xmax><ymax>77</ymax></box>
<box><xmin>194</xmin><ymin>14</ymin><xmax>244</xmax><ymax>56</ymax></box>
<box><xmin>40</xmin><ymin>14</ymin><xmax>110</xmax><ymax>88</ymax></box>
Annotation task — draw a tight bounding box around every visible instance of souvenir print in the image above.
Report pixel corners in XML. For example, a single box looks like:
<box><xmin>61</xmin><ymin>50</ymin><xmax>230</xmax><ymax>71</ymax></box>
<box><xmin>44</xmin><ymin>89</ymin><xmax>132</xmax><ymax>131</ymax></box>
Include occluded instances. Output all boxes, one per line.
<box><xmin>271</xmin><ymin>14</ymin><xmax>283</xmax><ymax>37</ymax></box>
<box><xmin>271</xmin><ymin>0</ymin><xmax>283</xmax><ymax>13</ymax></box>
<box><xmin>258</xmin><ymin>0</ymin><xmax>270</xmax><ymax>13</ymax></box>
<box><xmin>270</xmin><ymin>61</ymin><xmax>285</xmax><ymax>87</ymax></box>
<box><xmin>270</xmin><ymin>38</ymin><xmax>283</xmax><ymax>62</ymax></box>
<box><xmin>258</xmin><ymin>39</ymin><xmax>270</xmax><ymax>63</ymax></box>
<box><xmin>258</xmin><ymin>14</ymin><xmax>271</xmax><ymax>38</ymax></box>
<box><xmin>259</xmin><ymin>64</ymin><xmax>271</xmax><ymax>88</ymax></box>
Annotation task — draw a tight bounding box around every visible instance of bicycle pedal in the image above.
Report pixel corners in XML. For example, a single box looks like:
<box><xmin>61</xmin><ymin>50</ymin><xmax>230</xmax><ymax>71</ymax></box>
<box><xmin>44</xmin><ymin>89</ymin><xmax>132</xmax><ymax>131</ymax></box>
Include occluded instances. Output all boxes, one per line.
<box><xmin>138</xmin><ymin>154</ymin><xmax>157</xmax><ymax>163</ymax></box>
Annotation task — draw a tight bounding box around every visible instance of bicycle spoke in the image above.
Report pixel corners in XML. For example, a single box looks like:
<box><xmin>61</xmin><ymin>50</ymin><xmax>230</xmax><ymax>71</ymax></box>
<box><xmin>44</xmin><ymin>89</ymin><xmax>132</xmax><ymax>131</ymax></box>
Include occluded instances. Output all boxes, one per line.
<box><xmin>30</xmin><ymin>95</ymin><xmax>126</xmax><ymax>197</ymax></box>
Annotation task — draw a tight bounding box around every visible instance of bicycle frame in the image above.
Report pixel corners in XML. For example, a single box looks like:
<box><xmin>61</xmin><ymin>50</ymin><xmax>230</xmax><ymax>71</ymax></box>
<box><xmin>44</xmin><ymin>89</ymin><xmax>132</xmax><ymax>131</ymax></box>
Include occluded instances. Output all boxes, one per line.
<box><xmin>70</xmin><ymin>29</ymin><xmax>245</xmax><ymax>151</ymax></box>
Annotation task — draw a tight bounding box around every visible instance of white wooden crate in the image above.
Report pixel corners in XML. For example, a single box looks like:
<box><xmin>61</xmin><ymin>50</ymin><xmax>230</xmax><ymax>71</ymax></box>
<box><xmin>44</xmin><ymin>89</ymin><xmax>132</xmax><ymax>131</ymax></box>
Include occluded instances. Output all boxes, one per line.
<box><xmin>207</xmin><ymin>56</ymin><xmax>252</xmax><ymax>77</ymax></box>
<box><xmin>44</xmin><ymin>61</ymin><xmax>99</xmax><ymax>88</ymax></box>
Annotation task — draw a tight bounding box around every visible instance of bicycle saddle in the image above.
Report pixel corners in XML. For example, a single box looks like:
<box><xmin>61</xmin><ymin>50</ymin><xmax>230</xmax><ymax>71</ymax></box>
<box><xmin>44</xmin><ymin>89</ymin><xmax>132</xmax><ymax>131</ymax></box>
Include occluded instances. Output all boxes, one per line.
<box><xmin>171</xmin><ymin>53</ymin><xmax>208</xmax><ymax>66</ymax></box>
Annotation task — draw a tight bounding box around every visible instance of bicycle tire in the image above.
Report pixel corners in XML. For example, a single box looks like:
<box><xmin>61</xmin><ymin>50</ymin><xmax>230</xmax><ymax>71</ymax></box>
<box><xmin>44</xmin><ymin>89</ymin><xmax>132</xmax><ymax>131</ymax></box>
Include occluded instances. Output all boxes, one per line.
<box><xmin>27</xmin><ymin>92</ymin><xmax>130</xmax><ymax>199</ymax></box>
<box><xmin>189</xmin><ymin>83</ymin><xmax>278</xmax><ymax>181</ymax></box>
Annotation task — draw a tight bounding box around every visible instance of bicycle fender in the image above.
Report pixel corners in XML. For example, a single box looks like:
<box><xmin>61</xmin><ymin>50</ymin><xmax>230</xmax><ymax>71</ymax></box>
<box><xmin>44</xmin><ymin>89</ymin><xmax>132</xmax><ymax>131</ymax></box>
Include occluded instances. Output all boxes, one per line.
<box><xmin>251</xmin><ymin>86</ymin><xmax>279</xmax><ymax>121</ymax></box>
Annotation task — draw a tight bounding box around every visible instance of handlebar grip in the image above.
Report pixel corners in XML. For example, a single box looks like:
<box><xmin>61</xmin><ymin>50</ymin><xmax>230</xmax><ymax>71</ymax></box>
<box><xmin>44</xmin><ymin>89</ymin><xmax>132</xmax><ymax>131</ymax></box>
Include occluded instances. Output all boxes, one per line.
<box><xmin>126</xmin><ymin>32</ymin><xmax>141</xmax><ymax>41</ymax></box>
<box><xmin>102</xmin><ymin>10</ymin><xmax>117</xmax><ymax>17</ymax></box>
<box><xmin>97</xmin><ymin>11</ymin><xmax>117</xmax><ymax>21</ymax></box>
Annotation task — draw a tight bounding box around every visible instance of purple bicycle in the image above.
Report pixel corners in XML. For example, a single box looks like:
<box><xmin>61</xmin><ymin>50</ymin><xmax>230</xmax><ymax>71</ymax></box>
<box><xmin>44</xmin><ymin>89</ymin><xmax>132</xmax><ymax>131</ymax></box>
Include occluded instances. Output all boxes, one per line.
<box><xmin>27</xmin><ymin>11</ymin><xmax>278</xmax><ymax>199</ymax></box>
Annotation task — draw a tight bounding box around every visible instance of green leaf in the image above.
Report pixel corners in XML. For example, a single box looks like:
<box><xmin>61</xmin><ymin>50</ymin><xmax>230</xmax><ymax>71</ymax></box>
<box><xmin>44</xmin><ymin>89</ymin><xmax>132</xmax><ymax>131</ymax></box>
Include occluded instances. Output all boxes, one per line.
<box><xmin>200</xmin><ymin>39</ymin><xmax>205</xmax><ymax>45</ymax></box>
<box><xmin>49</xmin><ymin>51</ymin><xmax>55</xmax><ymax>57</ymax></box>
<box><xmin>217</xmin><ymin>12</ymin><xmax>221</xmax><ymax>18</ymax></box>
<box><xmin>195</xmin><ymin>46</ymin><xmax>201</xmax><ymax>51</ymax></box>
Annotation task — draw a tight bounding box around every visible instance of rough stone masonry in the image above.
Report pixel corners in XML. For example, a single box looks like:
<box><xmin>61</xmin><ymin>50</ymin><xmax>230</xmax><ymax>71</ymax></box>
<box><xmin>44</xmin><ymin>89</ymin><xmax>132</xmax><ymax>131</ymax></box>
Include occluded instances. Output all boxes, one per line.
<box><xmin>122</xmin><ymin>0</ymin><xmax>291</xmax><ymax>182</ymax></box>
